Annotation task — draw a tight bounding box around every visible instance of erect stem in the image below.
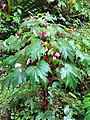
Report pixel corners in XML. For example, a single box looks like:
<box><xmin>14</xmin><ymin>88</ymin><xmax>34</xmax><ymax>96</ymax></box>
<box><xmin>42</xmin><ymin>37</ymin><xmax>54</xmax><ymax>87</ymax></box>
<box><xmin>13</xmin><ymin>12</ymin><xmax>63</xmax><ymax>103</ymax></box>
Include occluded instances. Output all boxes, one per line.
<box><xmin>81</xmin><ymin>80</ymin><xmax>88</xmax><ymax>90</ymax></box>
<box><xmin>35</xmin><ymin>78</ymin><xmax>59</xmax><ymax>112</ymax></box>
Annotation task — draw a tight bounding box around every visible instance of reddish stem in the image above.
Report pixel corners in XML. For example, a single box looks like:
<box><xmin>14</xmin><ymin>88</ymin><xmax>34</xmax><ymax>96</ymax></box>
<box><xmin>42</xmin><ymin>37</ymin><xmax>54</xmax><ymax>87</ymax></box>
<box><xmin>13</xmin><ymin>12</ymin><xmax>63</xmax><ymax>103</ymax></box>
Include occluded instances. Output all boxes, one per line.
<box><xmin>35</xmin><ymin>88</ymin><xmax>44</xmax><ymax>100</ymax></box>
<box><xmin>35</xmin><ymin>78</ymin><xmax>59</xmax><ymax>112</ymax></box>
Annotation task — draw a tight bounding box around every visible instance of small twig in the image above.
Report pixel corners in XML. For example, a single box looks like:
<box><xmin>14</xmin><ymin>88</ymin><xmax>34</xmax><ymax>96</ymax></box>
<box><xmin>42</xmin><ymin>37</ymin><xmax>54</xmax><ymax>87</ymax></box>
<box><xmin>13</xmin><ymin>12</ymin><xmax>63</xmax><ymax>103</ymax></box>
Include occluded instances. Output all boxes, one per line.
<box><xmin>82</xmin><ymin>80</ymin><xmax>88</xmax><ymax>90</ymax></box>
<box><xmin>34</xmin><ymin>88</ymin><xmax>44</xmax><ymax>100</ymax></box>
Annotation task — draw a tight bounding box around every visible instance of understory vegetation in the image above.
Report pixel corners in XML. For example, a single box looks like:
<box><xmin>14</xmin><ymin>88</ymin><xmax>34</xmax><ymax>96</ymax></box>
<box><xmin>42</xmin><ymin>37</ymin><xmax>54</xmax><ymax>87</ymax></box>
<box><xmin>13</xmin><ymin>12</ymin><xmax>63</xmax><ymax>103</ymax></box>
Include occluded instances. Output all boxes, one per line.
<box><xmin>0</xmin><ymin>0</ymin><xmax>90</xmax><ymax>120</ymax></box>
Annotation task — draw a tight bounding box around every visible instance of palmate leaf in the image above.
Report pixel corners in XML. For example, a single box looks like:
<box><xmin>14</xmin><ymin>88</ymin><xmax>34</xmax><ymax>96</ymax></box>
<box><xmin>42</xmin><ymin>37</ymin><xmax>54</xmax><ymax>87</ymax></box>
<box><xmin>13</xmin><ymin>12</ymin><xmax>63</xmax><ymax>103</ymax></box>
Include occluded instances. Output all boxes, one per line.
<box><xmin>26</xmin><ymin>60</ymin><xmax>51</xmax><ymax>85</ymax></box>
<box><xmin>36</xmin><ymin>112</ymin><xmax>44</xmax><ymax>120</ymax></box>
<box><xmin>76</xmin><ymin>50</ymin><xmax>90</xmax><ymax>66</ymax></box>
<box><xmin>64</xmin><ymin>106</ymin><xmax>75</xmax><ymax>120</ymax></box>
<box><xmin>3</xmin><ymin>35</ymin><xmax>26</xmax><ymax>51</ymax></box>
<box><xmin>2</xmin><ymin>68</ymin><xmax>26</xmax><ymax>90</ymax></box>
<box><xmin>57</xmin><ymin>63</ymin><xmax>79</xmax><ymax>89</ymax></box>
<box><xmin>2</xmin><ymin>55</ymin><xmax>16</xmax><ymax>66</ymax></box>
<box><xmin>76</xmin><ymin>50</ymin><xmax>85</xmax><ymax>62</ymax></box>
<box><xmin>57</xmin><ymin>39</ymin><xmax>74</xmax><ymax>61</ymax></box>
<box><xmin>26</xmin><ymin>40</ymin><xmax>45</xmax><ymax>62</ymax></box>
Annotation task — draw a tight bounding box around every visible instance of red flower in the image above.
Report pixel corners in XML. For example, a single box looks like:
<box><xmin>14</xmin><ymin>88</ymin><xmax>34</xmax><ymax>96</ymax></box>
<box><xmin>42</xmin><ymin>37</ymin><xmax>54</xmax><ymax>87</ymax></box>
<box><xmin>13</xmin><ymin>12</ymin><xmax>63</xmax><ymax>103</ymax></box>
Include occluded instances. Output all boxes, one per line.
<box><xmin>41</xmin><ymin>30</ymin><xmax>48</xmax><ymax>37</ymax></box>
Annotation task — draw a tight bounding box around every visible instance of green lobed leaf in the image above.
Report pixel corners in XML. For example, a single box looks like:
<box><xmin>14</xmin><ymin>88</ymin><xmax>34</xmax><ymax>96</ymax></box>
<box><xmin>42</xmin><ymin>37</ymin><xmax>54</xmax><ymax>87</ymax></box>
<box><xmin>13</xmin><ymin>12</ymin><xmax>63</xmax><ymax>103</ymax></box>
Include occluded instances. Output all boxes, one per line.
<box><xmin>58</xmin><ymin>39</ymin><xmax>74</xmax><ymax>61</ymax></box>
<box><xmin>2</xmin><ymin>55</ymin><xmax>16</xmax><ymax>66</ymax></box>
<box><xmin>57</xmin><ymin>63</ymin><xmax>79</xmax><ymax>89</ymax></box>
<box><xmin>2</xmin><ymin>68</ymin><xmax>26</xmax><ymax>90</ymax></box>
<box><xmin>3</xmin><ymin>35</ymin><xmax>26</xmax><ymax>51</ymax></box>
<box><xmin>26</xmin><ymin>40</ymin><xmax>45</xmax><ymax>62</ymax></box>
<box><xmin>26</xmin><ymin>60</ymin><xmax>51</xmax><ymax>86</ymax></box>
<box><xmin>76</xmin><ymin>50</ymin><xmax>90</xmax><ymax>66</ymax></box>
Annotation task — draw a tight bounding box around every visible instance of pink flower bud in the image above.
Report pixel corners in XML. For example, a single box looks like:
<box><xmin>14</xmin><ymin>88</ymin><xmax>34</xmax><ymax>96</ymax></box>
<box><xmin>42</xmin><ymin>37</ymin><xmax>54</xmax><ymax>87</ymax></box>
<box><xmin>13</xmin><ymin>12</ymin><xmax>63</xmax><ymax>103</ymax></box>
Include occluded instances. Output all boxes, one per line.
<box><xmin>15</xmin><ymin>33</ymin><xmax>19</xmax><ymax>38</ymax></box>
<box><xmin>54</xmin><ymin>52</ymin><xmax>60</xmax><ymax>57</ymax></box>
<box><xmin>70</xmin><ymin>29</ymin><xmax>76</xmax><ymax>34</ymax></box>
<box><xmin>40</xmin><ymin>31</ymin><xmax>48</xmax><ymax>38</ymax></box>
<box><xmin>44</xmin><ymin>21</ymin><xmax>49</xmax><ymax>27</ymax></box>
<box><xmin>26</xmin><ymin>59</ymin><xmax>30</xmax><ymax>65</ymax></box>
<box><xmin>30</xmin><ymin>16</ymin><xmax>34</xmax><ymax>22</ymax></box>
<box><xmin>53</xmin><ymin>56</ymin><xmax>57</xmax><ymax>60</ymax></box>
<box><xmin>2</xmin><ymin>4</ymin><xmax>8</xmax><ymax>12</ymax></box>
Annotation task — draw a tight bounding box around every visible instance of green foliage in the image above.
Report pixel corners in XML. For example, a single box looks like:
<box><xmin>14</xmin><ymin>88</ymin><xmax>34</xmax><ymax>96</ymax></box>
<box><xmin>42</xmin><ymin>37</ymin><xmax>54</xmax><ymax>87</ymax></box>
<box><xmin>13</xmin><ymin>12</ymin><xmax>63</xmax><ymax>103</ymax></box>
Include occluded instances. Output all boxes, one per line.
<box><xmin>64</xmin><ymin>106</ymin><xmax>75</xmax><ymax>120</ymax></box>
<box><xmin>82</xmin><ymin>93</ymin><xmax>90</xmax><ymax>120</ymax></box>
<box><xmin>0</xmin><ymin>0</ymin><xmax>90</xmax><ymax>119</ymax></box>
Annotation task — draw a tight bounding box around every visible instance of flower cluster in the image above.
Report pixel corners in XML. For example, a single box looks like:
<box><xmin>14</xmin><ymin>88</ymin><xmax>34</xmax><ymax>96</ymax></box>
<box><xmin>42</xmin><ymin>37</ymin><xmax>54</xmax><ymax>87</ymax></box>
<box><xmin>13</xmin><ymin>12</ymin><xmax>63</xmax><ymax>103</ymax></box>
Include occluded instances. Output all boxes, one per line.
<box><xmin>45</xmin><ymin>12</ymin><xmax>50</xmax><ymax>16</ymax></box>
<box><xmin>33</xmin><ymin>30</ymin><xmax>48</xmax><ymax>38</ymax></box>
<box><xmin>41</xmin><ymin>30</ymin><xmax>48</xmax><ymax>37</ymax></box>
<box><xmin>69</xmin><ymin>29</ymin><xmax>76</xmax><ymax>34</ymax></box>
<box><xmin>53</xmin><ymin>52</ymin><xmax>60</xmax><ymax>60</ymax></box>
